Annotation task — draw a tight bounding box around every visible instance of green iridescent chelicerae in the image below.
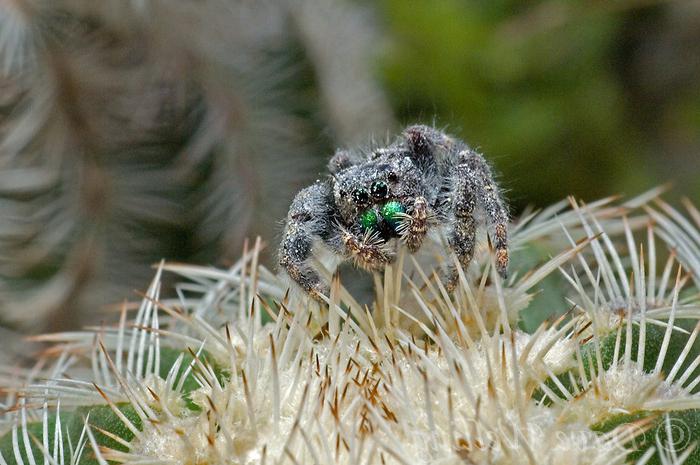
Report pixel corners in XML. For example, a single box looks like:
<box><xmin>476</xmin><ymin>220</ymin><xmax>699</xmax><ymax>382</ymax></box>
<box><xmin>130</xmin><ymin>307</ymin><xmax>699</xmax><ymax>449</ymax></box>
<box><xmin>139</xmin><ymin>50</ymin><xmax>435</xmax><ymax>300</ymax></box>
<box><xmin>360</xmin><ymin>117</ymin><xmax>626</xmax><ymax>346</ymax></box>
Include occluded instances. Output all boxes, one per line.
<box><xmin>381</xmin><ymin>200</ymin><xmax>405</xmax><ymax>229</ymax></box>
<box><xmin>360</xmin><ymin>208</ymin><xmax>379</xmax><ymax>232</ymax></box>
<box><xmin>360</xmin><ymin>201</ymin><xmax>406</xmax><ymax>234</ymax></box>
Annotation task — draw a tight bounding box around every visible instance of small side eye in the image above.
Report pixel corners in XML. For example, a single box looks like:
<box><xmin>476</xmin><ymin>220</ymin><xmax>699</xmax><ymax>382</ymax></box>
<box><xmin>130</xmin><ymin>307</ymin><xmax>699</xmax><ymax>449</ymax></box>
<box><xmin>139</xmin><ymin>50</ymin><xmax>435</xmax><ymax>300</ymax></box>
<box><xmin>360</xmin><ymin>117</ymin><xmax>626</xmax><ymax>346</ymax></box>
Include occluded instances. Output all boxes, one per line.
<box><xmin>370</xmin><ymin>181</ymin><xmax>388</xmax><ymax>199</ymax></box>
<box><xmin>339</xmin><ymin>189</ymin><xmax>347</xmax><ymax>198</ymax></box>
<box><xmin>387</xmin><ymin>171</ymin><xmax>399</xmax><ymax>183</ymax></box>
<box><xmin>352</xmin><ymin>189</ymin><xmax>369</xmax><ymax>205</ymax></box>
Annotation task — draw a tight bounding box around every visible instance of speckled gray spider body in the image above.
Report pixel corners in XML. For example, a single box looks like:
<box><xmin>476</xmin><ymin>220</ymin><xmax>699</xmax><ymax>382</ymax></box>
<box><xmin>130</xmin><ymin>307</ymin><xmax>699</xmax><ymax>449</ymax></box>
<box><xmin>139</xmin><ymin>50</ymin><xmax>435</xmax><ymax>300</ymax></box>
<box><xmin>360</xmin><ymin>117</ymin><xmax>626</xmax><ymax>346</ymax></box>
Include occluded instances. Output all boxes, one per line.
<box><xmin>279</xmin><ymin>125</ymin><xmax>509</xmax><ymax>300</ymax></box>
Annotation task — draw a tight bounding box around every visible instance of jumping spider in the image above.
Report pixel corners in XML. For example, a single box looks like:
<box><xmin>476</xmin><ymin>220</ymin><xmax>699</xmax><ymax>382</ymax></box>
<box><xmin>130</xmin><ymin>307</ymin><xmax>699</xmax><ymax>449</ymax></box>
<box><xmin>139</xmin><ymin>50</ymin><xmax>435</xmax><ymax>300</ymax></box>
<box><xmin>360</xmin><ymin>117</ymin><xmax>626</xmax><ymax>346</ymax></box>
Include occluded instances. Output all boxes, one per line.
<box><xmin>279</xmin><ymin>125</ymin><xmax>509</xmax><ymax>300</ymax></box>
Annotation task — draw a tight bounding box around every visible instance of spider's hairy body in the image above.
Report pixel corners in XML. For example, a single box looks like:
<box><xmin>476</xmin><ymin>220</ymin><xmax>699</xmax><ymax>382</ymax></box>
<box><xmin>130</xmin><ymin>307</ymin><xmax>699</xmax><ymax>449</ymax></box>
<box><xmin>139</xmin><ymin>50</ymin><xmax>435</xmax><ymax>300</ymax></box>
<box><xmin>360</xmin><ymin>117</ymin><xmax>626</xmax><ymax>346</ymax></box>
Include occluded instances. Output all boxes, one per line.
<box><xmin>279</xmin><ymin>125</ymin><xmax>509</xmax><ymax>299</ymax></box>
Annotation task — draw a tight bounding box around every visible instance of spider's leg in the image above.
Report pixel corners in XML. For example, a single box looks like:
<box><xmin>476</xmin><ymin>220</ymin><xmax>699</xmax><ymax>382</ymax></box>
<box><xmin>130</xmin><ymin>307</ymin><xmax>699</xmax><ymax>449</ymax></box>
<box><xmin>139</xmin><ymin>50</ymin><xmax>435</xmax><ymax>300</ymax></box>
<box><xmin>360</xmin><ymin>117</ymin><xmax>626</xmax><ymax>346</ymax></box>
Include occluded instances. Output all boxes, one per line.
<box><xmin>279</xmin><ymin>182</ymin><xmax>336</xmax><ymax>300</ymax></box>
<box><xmin>457</xmin><ymin>150</ymin><xmax>509</xmax><ymax>278</ymax></box>
<box><xmin>443</xmin><ymin>176</ymin><xmax>478</xmax><ymax>291</ymax></box>
<box><xmin>328</xmin><ymin>149</ymin><xmax>359</xmax><ymax>174</ymax></box>
<box><xmin>402</xmin><ymin>124</ymin><xmax>455</xmax><ymax>163</ymax></box>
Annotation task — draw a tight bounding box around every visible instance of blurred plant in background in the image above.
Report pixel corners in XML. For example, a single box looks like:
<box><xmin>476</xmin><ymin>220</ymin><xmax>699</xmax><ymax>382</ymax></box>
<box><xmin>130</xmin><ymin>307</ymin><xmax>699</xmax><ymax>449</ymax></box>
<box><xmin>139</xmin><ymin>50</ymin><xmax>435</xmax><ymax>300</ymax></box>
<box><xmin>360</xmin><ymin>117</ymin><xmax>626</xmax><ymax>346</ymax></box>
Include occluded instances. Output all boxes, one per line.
<box><xmin>0</xmin><ymin>0</ymin><xmax>394</xmax><ymax>330</ymax></box>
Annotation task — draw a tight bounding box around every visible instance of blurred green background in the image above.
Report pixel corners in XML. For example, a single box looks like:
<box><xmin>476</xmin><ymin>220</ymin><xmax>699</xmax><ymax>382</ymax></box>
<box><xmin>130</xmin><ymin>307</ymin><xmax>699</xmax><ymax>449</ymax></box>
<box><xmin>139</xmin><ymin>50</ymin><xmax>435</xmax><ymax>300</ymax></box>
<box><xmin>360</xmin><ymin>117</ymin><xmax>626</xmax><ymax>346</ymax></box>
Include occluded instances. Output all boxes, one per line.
<box><xmin>1</xmin><ymin>0</ymin><xmax>698</xmax><ymax>331</ymax></box>
<box><xmin>380</xmin><ymin>0</ymin><xmax>700</xmax><ymax>211</ymax></box>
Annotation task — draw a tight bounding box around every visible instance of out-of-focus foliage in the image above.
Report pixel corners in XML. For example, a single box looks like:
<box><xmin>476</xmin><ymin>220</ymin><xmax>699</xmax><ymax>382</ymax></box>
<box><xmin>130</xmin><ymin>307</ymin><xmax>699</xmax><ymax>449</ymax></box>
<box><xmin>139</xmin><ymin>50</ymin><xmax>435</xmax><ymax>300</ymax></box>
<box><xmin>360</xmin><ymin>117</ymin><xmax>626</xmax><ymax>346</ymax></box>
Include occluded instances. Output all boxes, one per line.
<box><xmin>0</xmin><ymin>0</ymin><xmax>394</xmax><ymax>330</ymax></box>
<box><xmin>380</xmin><ymin>0</ymin><xmax>700</xmax><ymax>211</ymax></box>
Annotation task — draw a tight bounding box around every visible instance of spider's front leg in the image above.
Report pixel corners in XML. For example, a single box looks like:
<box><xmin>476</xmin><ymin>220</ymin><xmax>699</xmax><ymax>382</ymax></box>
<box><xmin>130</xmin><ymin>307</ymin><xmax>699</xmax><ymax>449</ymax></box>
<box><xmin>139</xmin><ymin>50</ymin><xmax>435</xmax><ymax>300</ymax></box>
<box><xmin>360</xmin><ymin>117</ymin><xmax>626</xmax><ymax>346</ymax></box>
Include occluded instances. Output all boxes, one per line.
<box><xmin>279</xmin><ymin>183</ymin><xmax>337</xmax><ymax>300</ymax></box>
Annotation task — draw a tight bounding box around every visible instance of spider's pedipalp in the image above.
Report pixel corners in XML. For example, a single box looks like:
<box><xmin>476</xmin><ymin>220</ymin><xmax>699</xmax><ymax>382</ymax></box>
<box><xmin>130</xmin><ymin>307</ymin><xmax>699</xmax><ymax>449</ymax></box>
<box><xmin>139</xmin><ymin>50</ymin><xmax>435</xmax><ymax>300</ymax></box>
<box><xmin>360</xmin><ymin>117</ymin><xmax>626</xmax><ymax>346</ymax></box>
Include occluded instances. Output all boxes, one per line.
<box><xmin>398</xmin><ymin>196</ymin><xmax>430</xmax><ymax>253</ymax></box>
<box><xmin>338</xmin><ymin>226</ymin><xmax>395</xmax><ymax>270</ymax></box>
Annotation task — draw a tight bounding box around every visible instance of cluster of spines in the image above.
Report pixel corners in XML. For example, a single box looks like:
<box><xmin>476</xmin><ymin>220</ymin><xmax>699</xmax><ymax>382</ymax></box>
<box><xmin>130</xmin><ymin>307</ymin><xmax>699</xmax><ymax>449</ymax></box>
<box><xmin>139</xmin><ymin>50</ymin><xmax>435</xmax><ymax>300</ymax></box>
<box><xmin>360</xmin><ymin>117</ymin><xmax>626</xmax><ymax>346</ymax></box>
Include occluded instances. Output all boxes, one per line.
<box><xmin>1</xmin><ymin>190</ymin><xmax>700</xmax><ymax>465</ymax></box>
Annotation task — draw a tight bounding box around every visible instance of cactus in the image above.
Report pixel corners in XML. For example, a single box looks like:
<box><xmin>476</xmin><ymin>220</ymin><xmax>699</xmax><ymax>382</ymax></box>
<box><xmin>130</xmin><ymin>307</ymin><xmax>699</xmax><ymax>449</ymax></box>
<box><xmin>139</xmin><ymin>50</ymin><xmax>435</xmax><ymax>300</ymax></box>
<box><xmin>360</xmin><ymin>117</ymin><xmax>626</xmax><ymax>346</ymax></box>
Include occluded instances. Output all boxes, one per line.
<box><xmin>2</xmin><ymin>190</ymin><xmax>700</xmax><ymax>464</ymax></box>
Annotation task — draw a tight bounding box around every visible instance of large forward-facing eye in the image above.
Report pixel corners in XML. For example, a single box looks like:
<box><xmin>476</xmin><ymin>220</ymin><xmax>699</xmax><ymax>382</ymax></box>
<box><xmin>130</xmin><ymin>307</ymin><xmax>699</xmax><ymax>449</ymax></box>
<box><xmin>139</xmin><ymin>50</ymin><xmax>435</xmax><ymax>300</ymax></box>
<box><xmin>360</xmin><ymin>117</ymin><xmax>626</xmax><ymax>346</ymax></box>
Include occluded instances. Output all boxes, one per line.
<box><xmin>352</xmin><ymin>189</ymin><xmax>369</xmax><ymax>205</ymax></box>
<box><xmin>370</xmin><ymin>181</ymin><xmax>388</xmax><ymax>199</ymax></box>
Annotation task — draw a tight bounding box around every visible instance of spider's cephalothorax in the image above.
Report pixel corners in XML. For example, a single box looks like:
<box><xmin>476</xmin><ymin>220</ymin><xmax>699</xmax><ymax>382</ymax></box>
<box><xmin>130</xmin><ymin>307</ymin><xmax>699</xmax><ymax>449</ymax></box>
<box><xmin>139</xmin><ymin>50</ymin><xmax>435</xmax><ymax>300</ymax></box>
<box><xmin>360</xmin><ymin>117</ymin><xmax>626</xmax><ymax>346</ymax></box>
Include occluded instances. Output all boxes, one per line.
<box><xmin>279</xmin><ymin>125</ymin><xmax>509</xmax><ymax>300</ymax></box>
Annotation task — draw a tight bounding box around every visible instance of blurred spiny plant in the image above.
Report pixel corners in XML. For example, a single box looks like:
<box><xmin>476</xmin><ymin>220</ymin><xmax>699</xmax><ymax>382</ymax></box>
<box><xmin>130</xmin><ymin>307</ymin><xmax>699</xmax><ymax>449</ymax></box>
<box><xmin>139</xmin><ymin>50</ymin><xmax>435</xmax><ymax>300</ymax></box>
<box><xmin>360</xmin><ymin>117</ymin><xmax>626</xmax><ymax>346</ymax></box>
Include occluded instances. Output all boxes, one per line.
<box><xmin>3</xmin><ymin>191</ymin><xmax>700</xmax><ymax>464</ymax></box>
<box><xmin>0</xmin><ymin>0</ymin><xmax>394</xmax><ymax>330</ymax></box>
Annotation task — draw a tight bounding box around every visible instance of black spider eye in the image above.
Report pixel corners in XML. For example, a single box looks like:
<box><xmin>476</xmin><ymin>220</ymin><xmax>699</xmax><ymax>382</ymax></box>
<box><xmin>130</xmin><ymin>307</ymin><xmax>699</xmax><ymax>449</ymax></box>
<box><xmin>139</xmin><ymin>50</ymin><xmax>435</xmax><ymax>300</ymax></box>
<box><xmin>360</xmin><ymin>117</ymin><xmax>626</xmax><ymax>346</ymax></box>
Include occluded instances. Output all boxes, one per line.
<box><xmin>339</xmin><ymin>189</ymin><xmax>347</xmax><ymax>198</ymax></box>
<box><xmin>387</xmin><ymin>171</ymin><xmax>398</xmax><ymax>183</ymax></box>
<box><xmin>370</xmin><ymin>181</ymin><xmax>388</xmax><ymax>199</ymax></box>
<box><xmin>352</xmin><ymin>189</ymin><xmax>369</xmax><ymax>205</ymax></box>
